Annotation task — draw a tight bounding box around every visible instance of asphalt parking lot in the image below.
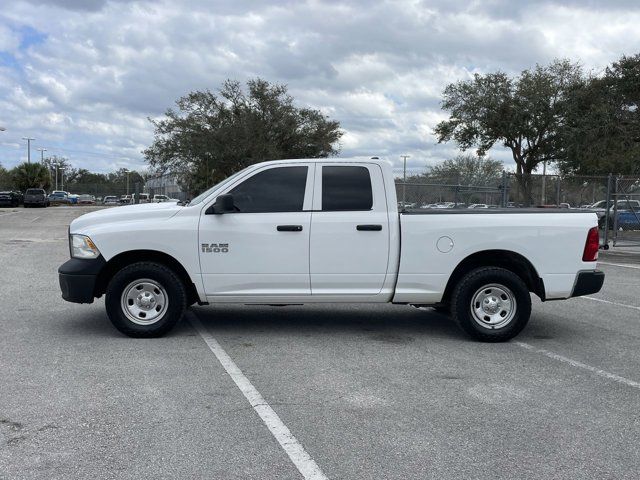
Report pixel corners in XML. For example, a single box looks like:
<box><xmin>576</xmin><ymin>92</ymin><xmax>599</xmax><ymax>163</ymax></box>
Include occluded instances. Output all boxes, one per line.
<box><xmin>1</xmin><ymin>206</ymin><xmax>639</xmax><ymax>480</ymax></box>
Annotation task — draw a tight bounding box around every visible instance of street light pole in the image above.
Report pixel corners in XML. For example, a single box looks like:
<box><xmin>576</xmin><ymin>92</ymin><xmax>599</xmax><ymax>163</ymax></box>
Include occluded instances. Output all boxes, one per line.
<box><xmin>541</xmin><ymin>160</ymin><xmax>547</xmax><ymax>205</ymax></box>
<box><xmin>54</xmin><ymin>163</ymin><xmax>59</xmax><ymax>191</ymax></box>
<box><xmin>400</xmin><ymin>155</ymin><xmax>410</xmax><ymax>208</ymax></box>
<box><xmin>22</xmin><ymin>137</ymin><xmax>35</xmax><ymax>164</ymax></box>
<box><xmin>124</xmin><ymin>169</ymin><xmax>130</xmax><ymax>195</ymax></box>
<box><xmin>37</xmin><ymin>148</ymin><xmax>47</xmax><ymax>163</ymax></box>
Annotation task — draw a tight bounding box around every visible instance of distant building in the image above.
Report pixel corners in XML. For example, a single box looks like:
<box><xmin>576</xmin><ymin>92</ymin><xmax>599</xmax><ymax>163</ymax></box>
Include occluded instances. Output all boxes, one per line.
<box><xmin>145</xmin><ymin>173</ymin><xmax>188</xmax><ymax>201</ymax></box>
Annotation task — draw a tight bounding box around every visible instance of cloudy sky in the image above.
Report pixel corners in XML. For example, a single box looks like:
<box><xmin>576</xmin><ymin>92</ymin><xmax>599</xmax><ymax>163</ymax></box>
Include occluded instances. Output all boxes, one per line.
<box><xmin>1</xmin><ymin>0</ymin><xmax>640</xmax><ymax>175</ymax></box>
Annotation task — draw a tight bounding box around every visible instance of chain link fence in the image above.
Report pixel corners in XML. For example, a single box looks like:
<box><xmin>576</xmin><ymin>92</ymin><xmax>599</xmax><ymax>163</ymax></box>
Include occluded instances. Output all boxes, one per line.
<box><xmin>0</xmin><ymin>172</ymin><xmax>189</xmax><ymax>204</ymax></box>
<box><xmin>396</xmin><ymin>172</ymin><xmax>640</xmax><ymax>249</ymax></box>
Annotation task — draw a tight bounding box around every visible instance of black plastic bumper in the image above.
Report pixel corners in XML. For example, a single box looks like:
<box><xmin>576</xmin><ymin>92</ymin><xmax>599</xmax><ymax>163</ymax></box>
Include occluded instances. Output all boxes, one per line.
<box><xmin>571</xmin><ymin>270</ymin><xmax>605</xmax><ymax>297</ymax></box>
<box><xmin>58</xmin><ymin>256</ymin><xmax>106</xmax><ymax>304</ymax></box>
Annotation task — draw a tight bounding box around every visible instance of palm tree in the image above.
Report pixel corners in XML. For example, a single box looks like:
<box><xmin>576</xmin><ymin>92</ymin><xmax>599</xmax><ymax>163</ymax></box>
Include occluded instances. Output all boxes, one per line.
<box><xmin>10</xmin><ymin>162</ymin><xmax>51</xmax><ymax>192</ymax></box>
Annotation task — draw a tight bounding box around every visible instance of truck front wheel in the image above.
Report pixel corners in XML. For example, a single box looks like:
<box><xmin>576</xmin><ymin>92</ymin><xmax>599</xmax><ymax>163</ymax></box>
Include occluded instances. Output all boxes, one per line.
<box><xmin>451</xmin><ymin>267</ymin><xmax>531</xmax><ymax>342</ymax></box>
<box><xmin>105</xmin><ymin>262</ymin><xmax>187</xmax><ymax>338</ymax></box>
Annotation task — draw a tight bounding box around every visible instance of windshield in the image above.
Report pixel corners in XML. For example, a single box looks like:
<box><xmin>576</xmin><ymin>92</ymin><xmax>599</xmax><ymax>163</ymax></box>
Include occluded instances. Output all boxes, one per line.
<box><xmin>188</xmin><ymin>166</ymin><xmax>252</xmax><ymax>206</ymax></box>
<box><xmin>26</xmin><ymin>189</ymin><xmax>42</xmax><ymax>195</ymax></box>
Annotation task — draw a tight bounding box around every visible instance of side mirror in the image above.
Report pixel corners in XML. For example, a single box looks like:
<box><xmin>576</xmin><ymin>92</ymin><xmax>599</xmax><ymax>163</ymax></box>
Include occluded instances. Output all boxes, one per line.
<box><xmin>207</xmin><ymin>194</ymin><xmax>235</xmax><ymax>214</ymax></box>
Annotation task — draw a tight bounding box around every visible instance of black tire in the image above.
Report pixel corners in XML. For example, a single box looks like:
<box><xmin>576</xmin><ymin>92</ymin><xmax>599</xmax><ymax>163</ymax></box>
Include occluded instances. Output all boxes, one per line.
<box><xmin>105</xmin><ymin>261</ymin><xmax>187</xmax><ymax>338</ymax></box>
<box><xmin>451</xmin><ymin>267</ymin><xmax>531</xmax><ymax>342</ymax></box>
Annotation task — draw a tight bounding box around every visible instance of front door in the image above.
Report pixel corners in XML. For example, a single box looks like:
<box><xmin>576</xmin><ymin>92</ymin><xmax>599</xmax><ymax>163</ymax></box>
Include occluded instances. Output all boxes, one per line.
<box><xmin>199</xmin><ymin>164</ymin><xmax>314</xmax><ymax>297</ymax></box>
<box><xmin>310</xmin><ymin>164</ymin><xmax>390</xmax><ymax>295</ymax></box>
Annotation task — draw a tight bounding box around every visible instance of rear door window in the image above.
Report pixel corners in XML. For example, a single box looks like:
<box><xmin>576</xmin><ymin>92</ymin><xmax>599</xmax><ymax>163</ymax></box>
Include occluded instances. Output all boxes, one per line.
<box><xmin>321</xmin><ymin>166</ymin><xmax>373</xmax><ymax>211</ymax></box>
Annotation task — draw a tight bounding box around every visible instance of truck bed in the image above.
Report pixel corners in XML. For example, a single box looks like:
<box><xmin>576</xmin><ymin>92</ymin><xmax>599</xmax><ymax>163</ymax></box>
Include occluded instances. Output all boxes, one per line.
<box><xmin>394</xmin><ymin>210</ymin><xmax>599</xmax><ymax>304</ymax></box>
<box><xmin>402</xmin><ymin>208</ymin><xmax>595</xmax><ymax>215</ymax></box>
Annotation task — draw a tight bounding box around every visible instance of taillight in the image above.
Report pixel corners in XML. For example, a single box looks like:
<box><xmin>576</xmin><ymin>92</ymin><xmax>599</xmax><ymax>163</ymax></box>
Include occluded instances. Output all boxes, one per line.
<box><xmin>582</xmin><ymin>227</ymin><xmax>599</xmax><ymax>262</ymax></box>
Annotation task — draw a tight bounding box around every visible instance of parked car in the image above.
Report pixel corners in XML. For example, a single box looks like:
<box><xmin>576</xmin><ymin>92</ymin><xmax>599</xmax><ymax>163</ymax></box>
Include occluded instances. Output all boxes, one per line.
<box><xmin>68</xmin><ymin>194</ymin><xmax>79</xmax><ymax>204</ymax></box>
<box><xmin>616</xmin><ymin>211</ymin><xmax>640</xmax><ymax>230</ymax></box>
<box><xmin>14</xmin><ymin>191</ymin><xmax>24</xmax><ymax>206</ymax></box>
<box><xmin>24</xmin><ymin>188</ymin><xmax>49</xmax><ymax>208</ymax></box>
<box><xmin>589</xmin><ymin>199</ymin><xmax>640</xmax><ymax>228</ymax></box>
<box><xmin>468</xmin><ymin>204</ymin><xmax>489</xmax><ymax>209</ymax></box>
<box><xmin>434</xmin><ymin>202</ymin><xmax>456</xmax><ymax>209</ymax></box>
<box><xmin>138</xmin><ymin>193</ymin><xmax>150</xmax><ymax>203</ymax></box>
<box><xmin>0</xmin><ymin>191</ymin><xmax>23</xmax><ymax>207</ymax></box>
<box><xmin>48</xmin><ymin>191</ymin><xmax>71</xmax><ymax>205</ymax></box>
<box><xmin>78</xmin><ymin>195</ymin><xmax>96</xmax><ymax>205</ymax></box>
<box><xmin>59</xmin><ymin>158</ymin><xmax>604</xmax><ymax>342</ymax></box>
<box><xmin>103</xmin><ymin>196</ymin><xmax>119</xmax><ymax>206</ymax></box>
<box><xmin>589</xmin><ymin>199</ymin><xmax>640</xmax><ymax>216</ymax></box>
<box><xmin>152</xmin><ymin>194</ymin><xmax>180</xmax><ymax>203</ymax></box>
<box><xmin>119</xmin><ymin>195</ymin><xmax>132</xmax><ymax>205</ymax></box>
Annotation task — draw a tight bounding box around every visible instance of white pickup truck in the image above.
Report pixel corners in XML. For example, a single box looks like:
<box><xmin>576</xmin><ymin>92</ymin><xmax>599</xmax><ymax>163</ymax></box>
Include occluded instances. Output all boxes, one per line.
<box><xmin>59</xmin><ymin>158</ymin><xmax>604</xmax><ymax>341</ymax></box>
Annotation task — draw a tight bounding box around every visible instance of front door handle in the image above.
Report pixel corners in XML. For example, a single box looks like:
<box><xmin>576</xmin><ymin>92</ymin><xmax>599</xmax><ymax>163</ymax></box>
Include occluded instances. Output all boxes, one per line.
<box><xmin>357</xmin><ymin>224</ymin><xmax>383</xmax><ymax>231</ymax></box>
<box><xmin>277</xmin><ymin>225</ymin><xmax>303</xmax><ymax>232</ymax></box>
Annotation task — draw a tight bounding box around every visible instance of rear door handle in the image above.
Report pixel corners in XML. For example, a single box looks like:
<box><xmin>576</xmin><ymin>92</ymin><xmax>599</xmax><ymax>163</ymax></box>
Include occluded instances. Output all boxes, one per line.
<box><xmin>277</xmin><ymin>225</ymin><xmax>303</xmax><ymax>232</ymax></box>
<box><xmin>357</xmin><ymin>224</ymin><xmax>383</xmax><ymax>231</ymax></box>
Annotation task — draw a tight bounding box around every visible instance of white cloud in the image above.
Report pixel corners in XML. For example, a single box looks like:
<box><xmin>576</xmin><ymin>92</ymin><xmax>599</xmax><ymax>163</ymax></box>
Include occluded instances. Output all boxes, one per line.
<box><xmin>0</xmin><ymin>0</ymin><xmax>639</xmax><ymax>173</ymax></box>
<box><xmin>0</xmin><ymin>24</ymin><xmax>20</xmax><ymax>52</ymax></box>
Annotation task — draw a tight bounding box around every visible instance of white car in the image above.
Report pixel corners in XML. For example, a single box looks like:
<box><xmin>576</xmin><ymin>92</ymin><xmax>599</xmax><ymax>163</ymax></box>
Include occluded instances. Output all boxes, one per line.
<box><xmin>58</xmin><ymin>158</ymin><xmax>604</xmax><ymax>342</ymax></box>
<box><xmin>152</xmin><ymin>194</ymin><xmax>180</xmax><ymax>203</ymax></box>
<box><xmin>103</xmin><ymin>196</ymin><xmax>119</xmax><ymax>206</ymax></box>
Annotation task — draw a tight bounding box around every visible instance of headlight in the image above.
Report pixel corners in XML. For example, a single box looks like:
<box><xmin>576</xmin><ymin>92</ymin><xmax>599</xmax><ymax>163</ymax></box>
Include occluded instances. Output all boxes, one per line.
<box><xmin>70</xmin><ymin>234</ymin><xmax>101</xmax><ymax>259</ymax></box>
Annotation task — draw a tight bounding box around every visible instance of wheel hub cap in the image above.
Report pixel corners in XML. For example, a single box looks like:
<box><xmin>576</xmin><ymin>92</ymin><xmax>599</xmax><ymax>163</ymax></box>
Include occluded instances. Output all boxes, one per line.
<box><xmin>120</xmin><ymin>279</ymin><xmax>168</xmax><ymax>325</ymax></box>
<box><xmin>470</xmin><ymin>284</ymin><xmax>517</xmax><ymax>330</ymax></box>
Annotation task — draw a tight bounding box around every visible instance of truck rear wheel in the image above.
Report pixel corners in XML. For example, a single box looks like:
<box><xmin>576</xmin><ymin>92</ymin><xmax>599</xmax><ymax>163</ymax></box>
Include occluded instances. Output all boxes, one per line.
<box><xmin>105</xmin><ymin>262</ymin><xmax>187</xmax><ymax>338</ymax></box>
<box><xmin>451</xmin><ymin>267</ymin><xmax>531</xmax><ymax>342</ymax></box>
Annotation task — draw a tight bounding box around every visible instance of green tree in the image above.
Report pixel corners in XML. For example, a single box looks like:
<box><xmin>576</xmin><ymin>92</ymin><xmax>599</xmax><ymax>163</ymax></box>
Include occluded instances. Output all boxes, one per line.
<box><xmin>10</xmin><ymin>162</ymin><xmax>51</xmax><ymax>191</ymax></box>
<box><xmin>560</xmin><ymin>54</ymin><xmax>640</xmax><ymax>175</ymax></box>
<box><xmin>0</xmin><ymin>162</ymin><xmax>11</xmax><ymax>189</ymax></box>
<box><xmin>42</xmin><ymin>155</ymin><xmax>71</xmax><ymax>188</ymax></box>
<box><xmin>143</xmin><ymin>78</ymin><xmax>343</xmax><ymax>195</ymax></box>
<box><xmin>427</xmin><ymin>154</ymin><xmax>503</xmax><ymax>186</ymax></box>
<box><xmin>434</xmin><ymin>60</ymin><xmax>582</xmax><ymax>205</ymax></box>
<box><xmin>107</xmin><ymin>168</ymin><xmax>144</xmax><ymax>194</ymax></box>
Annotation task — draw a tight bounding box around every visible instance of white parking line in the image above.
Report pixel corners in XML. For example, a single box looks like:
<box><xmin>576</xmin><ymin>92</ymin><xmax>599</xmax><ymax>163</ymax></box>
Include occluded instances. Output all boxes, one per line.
<box><xmin>188</xmin><ymin>313</ymin><xmax>328</xmax><ymax>480</ymax></box>
<box><xmin>599</xmin><ymin>261</ymin><xmax>640</xmax><ymax>270</ymax></box>
<box><xmin>515</xmin><ymin>341</ymin><xmax>640</xmax><ymax>389</ymax></box>
<box><xmin>0</xmin><ymin>211</ymin><xmax>19</xmax><ymax>217</ymax></box>
<box><xmin>29</xmin><ymin>216</ymin><xmax>40</xmax><ymax>223</ymax></box>
<box><xmin>582</xmin><ymin>295</ymin><xmax>640</xmax><ymax>312</ymax></box>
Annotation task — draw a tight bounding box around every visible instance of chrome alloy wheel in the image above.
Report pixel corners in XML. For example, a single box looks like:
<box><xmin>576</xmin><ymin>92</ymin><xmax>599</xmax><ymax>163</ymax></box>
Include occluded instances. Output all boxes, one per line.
<box><xmin>120</xmin><ymin>278</ymin><xmax>169</xmax><ymax>325</ymax></box>
<box><xmin>470</xmin><ymin>283</ymin><xmax>517</xmax><ymax>329</ymax></box>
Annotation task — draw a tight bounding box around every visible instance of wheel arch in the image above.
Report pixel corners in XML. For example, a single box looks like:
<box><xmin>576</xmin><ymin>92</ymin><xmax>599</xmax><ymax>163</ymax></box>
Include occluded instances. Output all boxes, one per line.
<box><xmin>441</xmin><ymin>249</ymin><xmax>545</xmax><ymax>305</ymax></box>
<box><xmin>94</xmin><ymin>249</ymin><xmax>200</xmax><ymax>305</ymax></box>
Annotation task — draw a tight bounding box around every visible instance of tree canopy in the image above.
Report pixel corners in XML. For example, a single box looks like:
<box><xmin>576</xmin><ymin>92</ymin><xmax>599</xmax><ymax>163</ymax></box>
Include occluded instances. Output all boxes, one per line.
<box><xmin>10</xmin><ymin>162</ymin><xmax>51</xmax><ymax>191</ymax></box>
<box><xmin>435</xmin><ymin>59</ymin><xmax>583</xmax><ymax>205</ymax></box>
<box><xmin>559</xmin><ymin>54</ymin><xmax>640</xmax><ymax>175</ymax></box>
<box><xmin>427</xmin><ymin>154</ymin><xmax>503</xmax><ymax>186</ymax></box>
<box><xmin>143</xmin><ymin>78</ymin><xmax>343</xmax><ymax>194</ymax></box>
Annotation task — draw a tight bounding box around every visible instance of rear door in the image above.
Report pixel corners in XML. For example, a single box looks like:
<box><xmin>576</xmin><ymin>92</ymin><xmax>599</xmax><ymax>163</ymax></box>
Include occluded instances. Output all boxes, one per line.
<box><xmin>309</xmin><ymin>163</ymin><xmax>390</xmax><ymax>295</ymax></box>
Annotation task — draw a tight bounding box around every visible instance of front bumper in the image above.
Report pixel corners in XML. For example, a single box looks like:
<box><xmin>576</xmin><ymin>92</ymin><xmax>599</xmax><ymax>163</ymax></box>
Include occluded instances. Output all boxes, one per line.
<box><xmin>58</xmin><ymin>256</ymin><xmax>106</xmax><ymax>303</ymax></box>
<box><xmin>571</xmin><ymin>270</ymin><xmax>605</xmax><ymax>297</ymax></box>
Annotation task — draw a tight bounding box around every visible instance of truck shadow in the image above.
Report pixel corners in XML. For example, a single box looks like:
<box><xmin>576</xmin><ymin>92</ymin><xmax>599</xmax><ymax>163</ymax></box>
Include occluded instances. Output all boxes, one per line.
<box><xmin>57</xmin><ymin>303</ymin><xmax>573</xmax><ymax>343</ymax></box>
<box><xmin>189</xmin><ymin>304</ymin><xmax>464</xmax><ymax>341</ymax></box>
